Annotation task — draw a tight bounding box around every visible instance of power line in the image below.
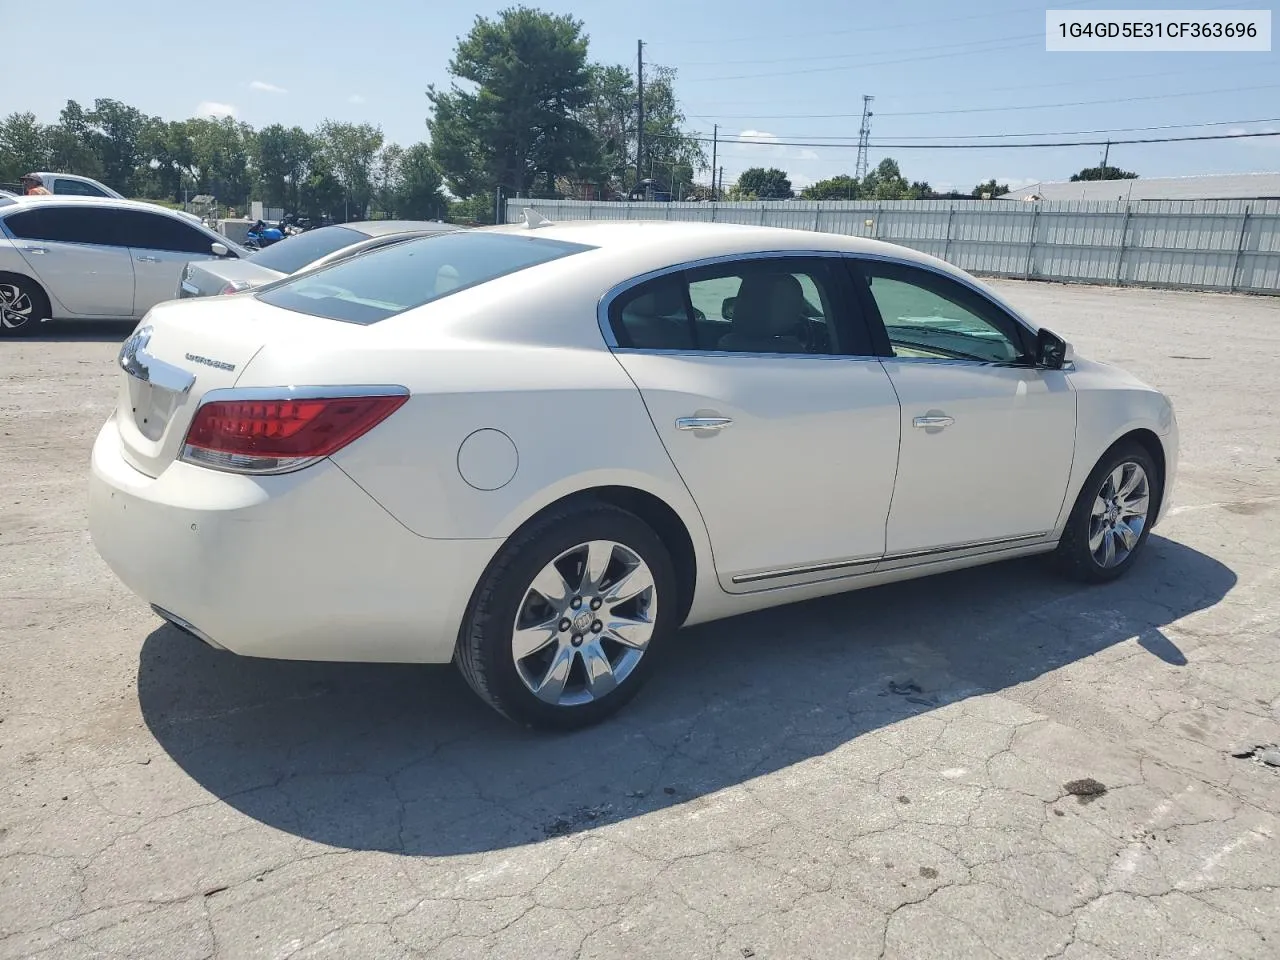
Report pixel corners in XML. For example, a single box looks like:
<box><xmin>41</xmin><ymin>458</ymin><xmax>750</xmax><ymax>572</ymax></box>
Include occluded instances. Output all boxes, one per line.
<box><xmin>676</xmin><ymin>36</ymin><xmax>1040</xmax><ymax>83</ymax></box>
<box><xmin>686</xmin><ymin>67</ymin><xmax>1233</xmax><ymax>109</ymax></box>
<box><xmin>673</xmin><ymin>31</ymin><xmax>1042</xmax><ymax>67</ymax></box>
<box><xmin>691</xmin><ymin>82</ymin><xmax>1280</xmax><ymax>119</ymax></box>
<box><xmin>648</xmin><ymin>0</ymin><xmax>1097</xmax><ymax>46</ymax></box>
<box><xmin>686</xmin><ymin>117</ymin><xmax>1280</xmax><ymax>143</ymax></box>
<box><xmin>669</xmin><ymin>130</ymin><xmax>1280</xmax><ymax>150</ymax></box>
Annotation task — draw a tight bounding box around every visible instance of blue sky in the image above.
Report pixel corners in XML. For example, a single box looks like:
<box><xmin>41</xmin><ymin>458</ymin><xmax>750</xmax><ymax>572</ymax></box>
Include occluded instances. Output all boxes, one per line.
<box><xmin>3</xmin><ymin>0</ymin><xmax>1277</xmax><ymax>192</ymax></box>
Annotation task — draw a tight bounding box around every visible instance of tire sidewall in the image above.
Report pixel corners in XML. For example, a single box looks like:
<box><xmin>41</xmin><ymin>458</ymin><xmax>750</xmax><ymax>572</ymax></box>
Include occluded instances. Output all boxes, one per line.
<box><xmin>0</xmin><ymin>273</ymin><xmax>48</xmax><ymax>338</ymax></box>
<box><xmin>1067</xmin><ymin>442</ymin><xmax>1161</xmax><ymax>580</ymax></box>
<box><xmin>465</xmin><ymin>506</ymin><xmax>678</xmax><ymax>729</ymax></box>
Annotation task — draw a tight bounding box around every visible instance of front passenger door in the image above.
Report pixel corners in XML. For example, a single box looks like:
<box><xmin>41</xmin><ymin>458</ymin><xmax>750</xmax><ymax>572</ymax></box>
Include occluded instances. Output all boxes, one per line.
<box><xmin>113</xmin><ymin>210</ymin><xmax>221</xmax><ymax>317</ymax></box>
<box><xmin>854</xmin><ymin>259</ymin><xmax>1076</xmax><ymax>557</ymax></box>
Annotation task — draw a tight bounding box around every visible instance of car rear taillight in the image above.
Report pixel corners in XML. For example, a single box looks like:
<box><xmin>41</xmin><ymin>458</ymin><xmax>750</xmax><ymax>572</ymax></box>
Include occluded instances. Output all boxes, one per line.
<box><xmin>180</xmin><ymin>390</ymin><xmax>408</xmax><ymax>474</ymax></box>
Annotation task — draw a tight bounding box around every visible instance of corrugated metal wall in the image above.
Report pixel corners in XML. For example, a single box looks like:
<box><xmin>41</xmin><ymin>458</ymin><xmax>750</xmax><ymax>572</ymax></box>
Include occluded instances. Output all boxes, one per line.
<box><xmin>505</xmin><ymin>198</ymin><xmax>1280</xmax><ymax>295</ymax></box>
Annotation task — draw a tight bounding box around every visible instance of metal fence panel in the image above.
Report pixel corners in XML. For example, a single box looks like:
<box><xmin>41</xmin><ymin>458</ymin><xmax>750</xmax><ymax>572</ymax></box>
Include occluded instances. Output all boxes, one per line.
<box><xmin>508</xmin><ymin>198</ymin><xmax>1280</xmax><ymax>294</ymax></box>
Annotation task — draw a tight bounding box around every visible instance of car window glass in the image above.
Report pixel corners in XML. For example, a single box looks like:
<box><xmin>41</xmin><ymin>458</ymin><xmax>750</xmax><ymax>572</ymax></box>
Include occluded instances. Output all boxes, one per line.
<box><xmin>53</xmin><ymin>179</ymin><xmax>108</xmax><ymax>197</ymax></box>
<box><xmin>610</xmin><ymin>258</ymin><xmax>852</xmax><ymax>356</ymax></box>
<box><xmin>249</xmin><ymin>225</ymin><xmax>365</xmax><ymax>274</ymax></box>
<box><xmin>114</xmin><ymin>210</ymin><xmax>214</xmax><ymax>254</ymax></box>
<box><xmin>3</xmin><ymin>207</ymin><xmax>117</xmax><ymax>246</ymax></box>
<box><xmin>256</xmin><ymin>231</ymin><xmax>595</xmax><ymax>324</ymax></box>
<box><xmin>861</xmin><ymin>263</ymin><xmax>1024</xmax><ymax>363</ymax></box>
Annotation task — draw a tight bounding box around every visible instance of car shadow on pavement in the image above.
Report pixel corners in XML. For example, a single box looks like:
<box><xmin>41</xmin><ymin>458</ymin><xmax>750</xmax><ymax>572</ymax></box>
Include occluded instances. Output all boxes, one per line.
<box><xmin>137</xmin><ymin>534</ymin><xmax>1233</xmax><ymax>856</ymax></box>
<box><xmin>19</xmin><ymin>320</ymin><xmax>136</xmax><ymax>342</ymax></box>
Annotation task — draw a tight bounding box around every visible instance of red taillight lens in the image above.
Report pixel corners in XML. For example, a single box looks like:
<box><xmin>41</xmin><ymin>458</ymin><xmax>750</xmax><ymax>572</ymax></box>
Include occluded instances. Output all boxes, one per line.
<box><xmin>181</xmin><ymin>392</ymin><xmax>407</xmax><ymax>473</ymax></box>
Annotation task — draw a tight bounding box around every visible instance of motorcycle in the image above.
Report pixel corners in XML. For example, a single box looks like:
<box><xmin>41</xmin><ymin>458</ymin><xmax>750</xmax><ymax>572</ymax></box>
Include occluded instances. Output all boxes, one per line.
<box><xmin>243</xmin><ymin>219</ymin><xmax>285</xmax><ymax>250</ymax></box>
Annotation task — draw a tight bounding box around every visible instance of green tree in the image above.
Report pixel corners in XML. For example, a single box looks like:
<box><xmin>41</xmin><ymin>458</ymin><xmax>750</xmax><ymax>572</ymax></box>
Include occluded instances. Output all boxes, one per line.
<box><xmin>395</xmin><ymin>143</ymin><xmax>447</xmax><ymax>219</ymax></box>
<box><xmin>316</xmin><ymin>120</ymin><xmax>384</xmax><ymax>219</ymax></box>
<box><xmin>907</xmin><ymin>180</ymin><xmax>935</xmax><ymax>199</ymax></box>
<box><xmin>0</xmin><ymin>112</ymin><xmax>50</xmax><ymax>182</ymax></box>
<box><xmin>861</xmin><ymin>158</ymin><xmax>910</xmax><ymax>200</ymax></box>
<box><xmin>735</xmin><ymin>166</ymin><xmax>793</xmax><ymax>200</ymax></box>
<box><xmin>298</xmin><ymin>153</ymin><xmax>344</xmax><ymax>220</ymax></box>
<box><xmin>971</xmin><ymin>178</ymin><xmax>1010</xmax><ymax>198</ymax></box>
<box><xmin>87</xmin><ymin>99</ymin><xmax>148</xmax><ymax>194</ymax></box>
<box><xmin>801</xmin><ymin>174</ymin><xmax>860</xmax><ymax>200</ymax></box>
<box><xmin>427</xmin><ymin>6</ymin><xmax>595</xmax><ymax>201</ymax></box>
<box><xmin>46</xmin><ymin>100</ymin><xmax>104</xmax><ymax>179</ymax></box>
<box><xmin>1070</xmin><ymin>165</ymin><xmax>1139</xmax><ymax>181</ymax></box>
<box><xmin>256</xmin><ymin>124</ymin><xmax>313</xmax><ymax>210</ymax></box>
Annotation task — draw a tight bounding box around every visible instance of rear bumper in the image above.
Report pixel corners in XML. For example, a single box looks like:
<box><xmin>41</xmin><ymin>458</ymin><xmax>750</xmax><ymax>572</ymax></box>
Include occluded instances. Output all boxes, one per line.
<box><xmin>88</xmin><ymin>419</ymin><xmax>500</xmax><ymax>663</ymax></box>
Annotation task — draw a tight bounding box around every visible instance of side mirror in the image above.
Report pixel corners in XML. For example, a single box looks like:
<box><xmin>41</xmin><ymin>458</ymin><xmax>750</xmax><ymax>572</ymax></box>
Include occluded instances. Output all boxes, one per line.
<box><xmin>1035</xmin><ymin>327</ymin><xmax>1074</xmax><ymax>369</ymax></box>
<box><xmin>210</xmin><ymin>241</ymin><xmax>229</xmax><ymax>257</ymax></box>
<box><xmin>721</xmin><ymin>296</ymin><xmax>736</xmax><ymax>320</ymax></box>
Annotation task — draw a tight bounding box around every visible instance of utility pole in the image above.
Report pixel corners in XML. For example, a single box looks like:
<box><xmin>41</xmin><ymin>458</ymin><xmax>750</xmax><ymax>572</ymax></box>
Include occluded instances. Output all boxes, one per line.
<box><xmin>1101</xmin><ymin>140</ymin><xmax>1111</xmax><ymax>175</ymax></box>
<box><xmin>854</xmin><ymin>94</ymin><xmax>874</xmax><ymax>180</ymax></box>
<box><xmin>711</xmin><ymin>124</ymin><xmax>718</xmax><ymax>200</ymax></box>
<box><xmin>718</xmin><ymin>166</ymin><xmax>724</xmax><ymax>198</ymax></box>
<box><xmin>636</xmin><ymin>40</ymin><xmax>645</xmax><ymax>188</ymax></box>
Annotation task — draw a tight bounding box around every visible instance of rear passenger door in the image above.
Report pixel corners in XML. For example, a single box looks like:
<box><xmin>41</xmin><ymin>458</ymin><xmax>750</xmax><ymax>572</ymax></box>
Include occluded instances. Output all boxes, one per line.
<box><xmin>3</xmin><ymin>206</ymin><xmax>134</xmax><ymax>317</ymax></box>
<box><xmin>113</xmin><ymin>210</ymin><xmax>220</xmax><ymax>316</ymax></box>
<box><xmin>605</xmin><ymin>254</ymin><xmax>902</xmax><ymax>593</ymax></box>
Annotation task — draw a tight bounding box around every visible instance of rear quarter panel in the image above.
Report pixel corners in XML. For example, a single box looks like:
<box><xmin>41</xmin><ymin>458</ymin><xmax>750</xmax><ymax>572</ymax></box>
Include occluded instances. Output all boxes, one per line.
<box><xmin>231</xmin><ymin>266</ymin><xmax>722</xmax><ymax>615</ymax></box>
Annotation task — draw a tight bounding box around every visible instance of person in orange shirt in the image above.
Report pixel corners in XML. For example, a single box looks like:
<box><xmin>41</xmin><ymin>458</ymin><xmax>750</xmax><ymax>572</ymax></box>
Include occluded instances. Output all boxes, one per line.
<box><xmin>20</xmin><ymin>174</ymin><xmax>51</xmax><ymax>196</ymax></box>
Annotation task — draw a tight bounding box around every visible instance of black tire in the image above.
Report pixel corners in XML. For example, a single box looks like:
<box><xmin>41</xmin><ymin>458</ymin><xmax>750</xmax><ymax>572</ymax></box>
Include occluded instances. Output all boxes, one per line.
<box><xmin>1053</xmin><ymin>440</ymin><xmax>1161</xmax><ymax>583</ymax></box>
<box><xmin>456</xmin><ymin>501</ymin><xmax>678</xmax><ymax>730</ymax></box>
<box><xmin>0</xmin><ymin>272</ymin><xmax>50</xmax><ymax>338</ymax></box>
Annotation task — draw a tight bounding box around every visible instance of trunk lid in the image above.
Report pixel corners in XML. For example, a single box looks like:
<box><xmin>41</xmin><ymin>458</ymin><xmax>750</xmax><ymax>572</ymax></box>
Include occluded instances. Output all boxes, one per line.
<box><xmin>182</xmin><ymin>258</ymin><xmax>286</xmax><ymax>298</ymax></box>
<box><xmin>113</xmin><ymin>296</ymin><xmax>350</xmax><ymax>477</ymax></box>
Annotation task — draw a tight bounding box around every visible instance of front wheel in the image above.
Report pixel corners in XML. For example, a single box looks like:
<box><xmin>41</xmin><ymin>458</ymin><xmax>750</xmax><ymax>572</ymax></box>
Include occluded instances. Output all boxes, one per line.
<box><xmin>456</xmin><ymin>502</ymin><xmax>678</xmax><ymax>730</ymax></box>
<box><xmin>1053</xmin><ymin>441</ymin><xmax>1161</xmax><ymax>583</ymax></box>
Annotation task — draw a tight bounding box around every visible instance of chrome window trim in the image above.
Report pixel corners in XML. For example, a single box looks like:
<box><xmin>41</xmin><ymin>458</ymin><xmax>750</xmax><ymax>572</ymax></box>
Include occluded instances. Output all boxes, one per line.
<box><xmin>596</xmin><ymin>247</ymin><xmax>1043</xmax><ymax>362</ymax></box>
<box><xmin>596</xmin><ymin>248</ymin><xmax>877</xmax><ymax>359</ymax></box>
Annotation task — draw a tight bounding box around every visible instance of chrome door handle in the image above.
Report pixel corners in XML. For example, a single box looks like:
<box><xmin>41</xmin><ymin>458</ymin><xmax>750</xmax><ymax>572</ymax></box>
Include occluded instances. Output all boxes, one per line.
<box><xmin>675</xmin><ymin>416</ymin><xmax>733</xmax><ymax>431</ymax></box>
<box><xmin>136</xmin><ymin>255</ymin><xmax>160</xmax><ymax>263</ymax></box>
<box><xmin>24</xmin><ymin>246</ymin><xmax>48</xmax><ymax>254</ymax></box>
<box><xmin>913</xmin><ymin>415</ymin><xmax>955</xmax><ymax>429</ymax></box>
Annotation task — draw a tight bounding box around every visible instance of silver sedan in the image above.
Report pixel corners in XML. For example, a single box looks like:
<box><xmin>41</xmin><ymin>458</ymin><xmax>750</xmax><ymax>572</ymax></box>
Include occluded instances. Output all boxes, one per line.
<box><xmin>178</xmin><ymin>220</ymin><xmax>460</xmax><ymax>299</ymax></box>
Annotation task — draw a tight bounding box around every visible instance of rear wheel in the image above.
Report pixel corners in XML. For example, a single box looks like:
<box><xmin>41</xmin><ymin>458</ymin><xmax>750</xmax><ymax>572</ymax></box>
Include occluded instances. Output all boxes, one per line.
<box><xmin>0</xmin><ymin>273</ymin><xmax>49</xmax><ymax>337</ymax></box>
<box><xmin>456</xmin><ymin>502</ymin><xmax>677</xmax><ymax>730</ymax></box>
<box><xmin>1053</xmin><ymin>440</ymin><xmax>1160</xmax><ymax>583</ymax></box>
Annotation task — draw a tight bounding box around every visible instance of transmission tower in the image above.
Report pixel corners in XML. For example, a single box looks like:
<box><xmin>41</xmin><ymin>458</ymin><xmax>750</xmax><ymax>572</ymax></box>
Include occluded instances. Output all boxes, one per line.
<box><xmin>854</xmin><ymin>95</ymin><xmax>874</xmax><ymax>180</ymax></box>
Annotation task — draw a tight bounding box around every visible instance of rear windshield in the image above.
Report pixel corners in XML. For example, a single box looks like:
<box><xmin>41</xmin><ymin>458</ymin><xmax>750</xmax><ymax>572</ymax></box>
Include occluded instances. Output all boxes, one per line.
<box><xmin>249</xmin><ymin>225</ymin><xmax>365</xmax><ymax>275</ymax></box>
<box><xmin>256</xmin><ymin>231</ymin><xmax>595</xmax><ymax>324</ymax></box>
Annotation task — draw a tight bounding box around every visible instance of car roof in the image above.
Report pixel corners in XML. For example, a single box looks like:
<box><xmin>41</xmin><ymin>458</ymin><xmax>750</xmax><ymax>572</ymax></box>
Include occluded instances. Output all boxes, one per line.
<box><xmin>0</xmin><ymin>194</ymin><xmax>196</xmax><ymax>216</ymax></box>
<box><xmin>342</xmin><ymin>219</ymin><xmax>461</xmax><ymax>238</ymax></box>
<box><xmin>486</xmin><ymin>218</ymin><xmax>953</xmax><ymax>273</ymax></box>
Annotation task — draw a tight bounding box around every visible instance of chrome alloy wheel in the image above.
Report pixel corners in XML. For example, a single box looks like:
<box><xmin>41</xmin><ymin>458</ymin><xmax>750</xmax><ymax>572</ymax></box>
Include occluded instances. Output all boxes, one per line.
<box><xmin>511</xmin><ymin>540</ymin><xmax>658</xmax><ymax>707</ymax></box>
<box><xmin>0</xmin><ymin>283</ymin><xmax>34</xmax><ymax>331</ymax></box>
<box><xmin>1089</xmin><ymin>461</ymin><xmax>1150</xmax><ymax>569</ymax></box>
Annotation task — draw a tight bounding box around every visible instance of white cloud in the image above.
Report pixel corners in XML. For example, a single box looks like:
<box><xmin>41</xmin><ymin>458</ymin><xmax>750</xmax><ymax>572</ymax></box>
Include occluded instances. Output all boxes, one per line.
<box><xmin>733</xmin><ymin>128</ymin><xmax>823</xmax><ymax>168</ymax></box>
<box><xmin>249</xmin><ymin>80</ymin><xmax>287</xmax><ymax>94</ymax></box>
<box><xmin>195</xmin><ymin>101</ymin><xmax>238</xmax><ymax>119</ymax></box>
<box><xmin>347</xmin><ymin>94</ymin><xmax>366</xmax><ymax>104</ymax></box>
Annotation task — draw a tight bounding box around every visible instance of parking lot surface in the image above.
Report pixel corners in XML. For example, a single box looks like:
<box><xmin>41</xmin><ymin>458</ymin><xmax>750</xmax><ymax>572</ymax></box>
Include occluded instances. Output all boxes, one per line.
<box><xmin>2</xmin><ymin>280</ymin><xmax>1279</xmax><ymax>959</ymax></box>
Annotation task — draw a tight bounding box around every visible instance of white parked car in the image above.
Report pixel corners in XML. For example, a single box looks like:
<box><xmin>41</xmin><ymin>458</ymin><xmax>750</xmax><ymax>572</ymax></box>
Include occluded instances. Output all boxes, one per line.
<box><xmin>0</xmin><ymin>195</ymin><xmax>245</xmax><ymax>334</ymax></box>
<box><xmin>88</xmin><ymin>220</ymin><xmax>1178</xmax><ymax>729</ymax></box>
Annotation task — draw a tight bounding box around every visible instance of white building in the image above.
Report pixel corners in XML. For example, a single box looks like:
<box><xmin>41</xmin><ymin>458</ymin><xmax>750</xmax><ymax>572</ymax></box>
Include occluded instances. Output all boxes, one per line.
<box><xmin>1001</xmin><ymin>172</ymin><xmax>1280</xmax><ymax>202</ymax></box>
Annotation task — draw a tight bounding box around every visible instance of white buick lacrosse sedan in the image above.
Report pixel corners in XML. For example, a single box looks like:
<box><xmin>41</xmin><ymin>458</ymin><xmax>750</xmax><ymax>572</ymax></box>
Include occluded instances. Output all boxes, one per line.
<box><xmin>89</xmin><ymin>217</ymin><xmax>1178</xmax><ymax>729</ymax></box>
